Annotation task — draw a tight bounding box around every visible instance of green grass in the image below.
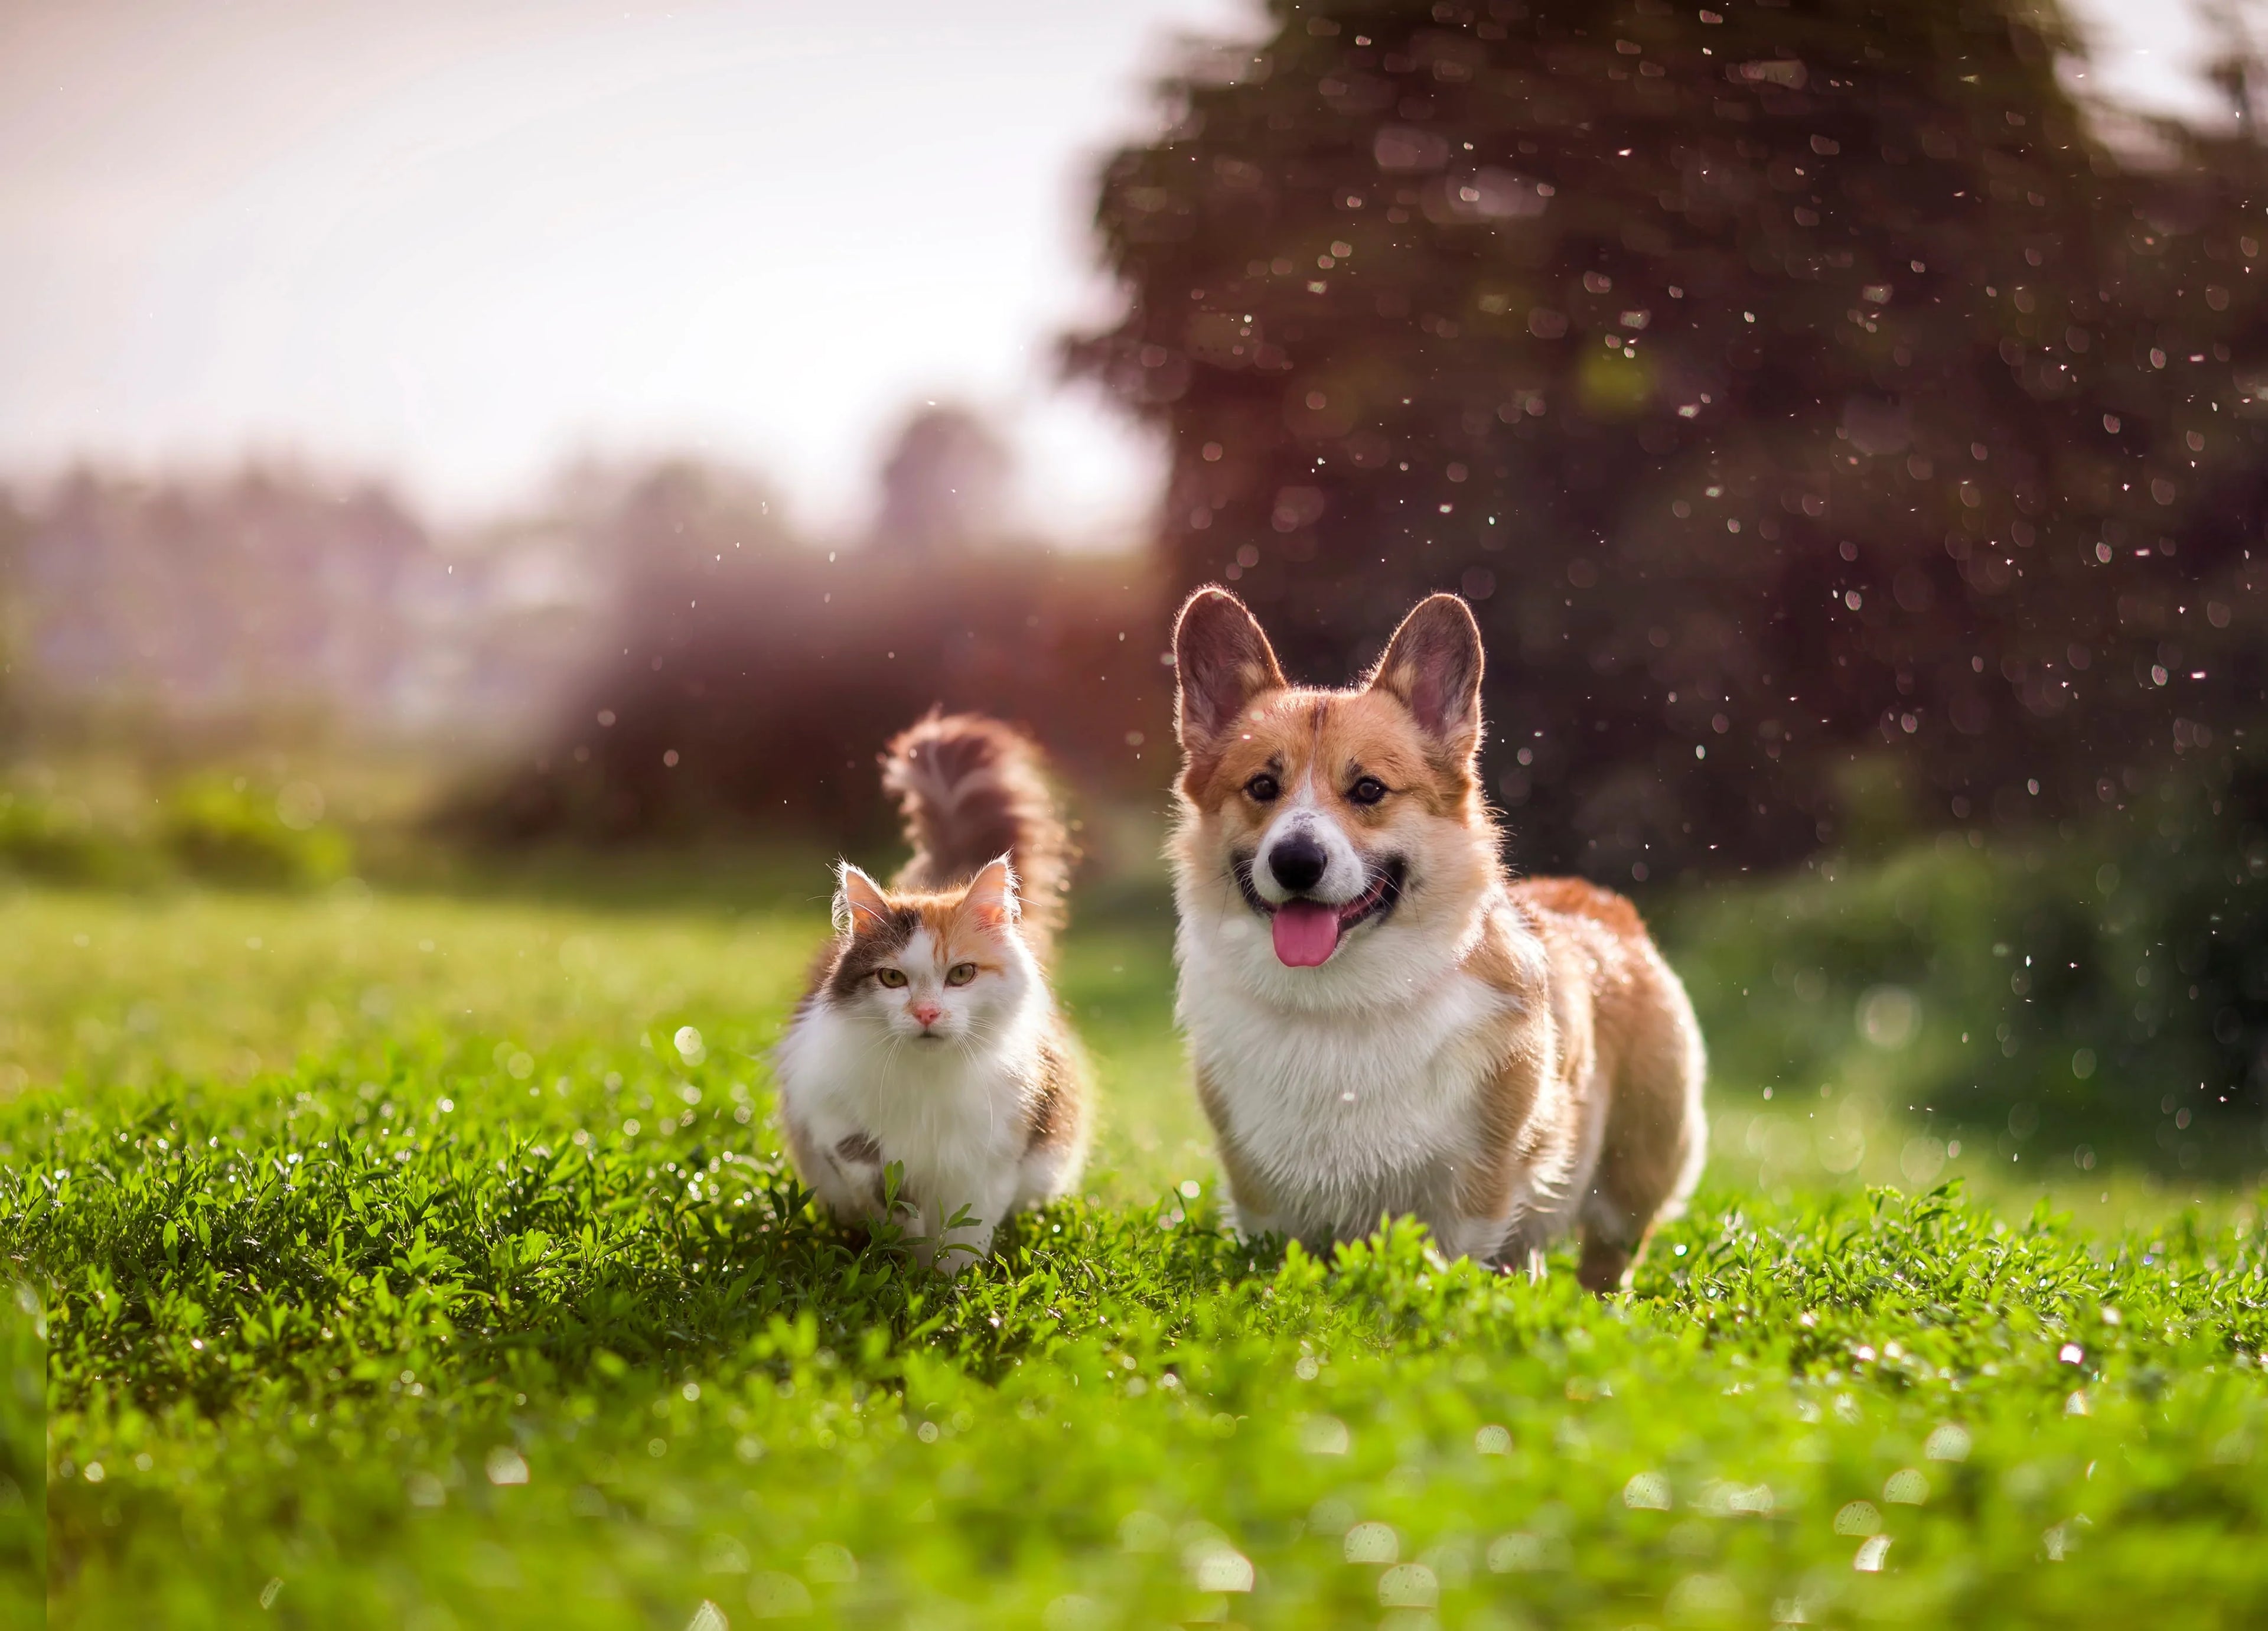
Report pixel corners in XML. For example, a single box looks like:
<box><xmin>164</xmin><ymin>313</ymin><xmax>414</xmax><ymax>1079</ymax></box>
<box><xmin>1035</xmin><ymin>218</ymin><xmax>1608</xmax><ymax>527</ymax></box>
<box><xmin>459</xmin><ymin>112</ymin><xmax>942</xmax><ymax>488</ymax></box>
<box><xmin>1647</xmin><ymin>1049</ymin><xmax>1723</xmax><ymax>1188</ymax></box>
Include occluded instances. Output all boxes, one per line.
<box><xmin>9</xmin><ymin>879</ymin><xmax>2268</xmax><ymax>1628</ymax></box>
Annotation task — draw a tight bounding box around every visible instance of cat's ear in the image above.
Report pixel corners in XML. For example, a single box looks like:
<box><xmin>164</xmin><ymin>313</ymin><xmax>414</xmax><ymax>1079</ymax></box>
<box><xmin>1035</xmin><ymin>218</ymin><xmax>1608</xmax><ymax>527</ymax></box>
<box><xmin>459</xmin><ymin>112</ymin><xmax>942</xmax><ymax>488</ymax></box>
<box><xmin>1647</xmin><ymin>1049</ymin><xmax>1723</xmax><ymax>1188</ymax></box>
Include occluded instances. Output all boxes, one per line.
<box><xmin>960</xmin><ymin>857</ymin><xmax>1020</xmax><ymax>930</ymax></box>
<box><xmin>833</xmin><ymin>862</ymin><xmax>893</xmax><ymax>937</ymax></box>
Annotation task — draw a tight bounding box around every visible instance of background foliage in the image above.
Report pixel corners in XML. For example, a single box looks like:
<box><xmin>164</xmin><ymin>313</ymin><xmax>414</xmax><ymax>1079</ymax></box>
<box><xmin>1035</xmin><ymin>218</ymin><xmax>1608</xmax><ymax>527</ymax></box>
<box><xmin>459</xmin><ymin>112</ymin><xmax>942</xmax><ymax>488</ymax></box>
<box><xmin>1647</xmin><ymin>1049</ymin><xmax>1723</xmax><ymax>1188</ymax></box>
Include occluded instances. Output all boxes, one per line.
<box><xmin>1074</xmin><ymin>0</ymin><xmax>2267</xmax><ymax>875</ymax></box>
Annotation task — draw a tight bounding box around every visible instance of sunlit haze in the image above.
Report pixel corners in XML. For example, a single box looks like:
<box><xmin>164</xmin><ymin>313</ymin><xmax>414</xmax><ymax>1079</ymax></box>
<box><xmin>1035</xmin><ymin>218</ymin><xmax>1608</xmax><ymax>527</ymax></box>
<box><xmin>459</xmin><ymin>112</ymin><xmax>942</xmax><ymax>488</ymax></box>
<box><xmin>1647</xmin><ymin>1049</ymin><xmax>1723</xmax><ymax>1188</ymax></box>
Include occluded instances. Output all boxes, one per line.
<box><xmin>0</xmin><ymin>0</ymin><xmax>2228</xmax><ymax>543</ymax></box>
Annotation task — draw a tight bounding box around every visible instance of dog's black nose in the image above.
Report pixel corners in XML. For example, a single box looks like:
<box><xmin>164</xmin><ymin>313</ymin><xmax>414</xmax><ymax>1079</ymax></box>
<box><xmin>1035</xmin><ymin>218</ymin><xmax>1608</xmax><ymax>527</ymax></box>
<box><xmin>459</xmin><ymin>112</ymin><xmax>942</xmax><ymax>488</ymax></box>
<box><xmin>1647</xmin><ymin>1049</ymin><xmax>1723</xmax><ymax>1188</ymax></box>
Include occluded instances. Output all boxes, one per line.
<box><xmin>1267</xmin><ymin>831</ymin><xmax>1328</xmax><ymax>894</ymax></box>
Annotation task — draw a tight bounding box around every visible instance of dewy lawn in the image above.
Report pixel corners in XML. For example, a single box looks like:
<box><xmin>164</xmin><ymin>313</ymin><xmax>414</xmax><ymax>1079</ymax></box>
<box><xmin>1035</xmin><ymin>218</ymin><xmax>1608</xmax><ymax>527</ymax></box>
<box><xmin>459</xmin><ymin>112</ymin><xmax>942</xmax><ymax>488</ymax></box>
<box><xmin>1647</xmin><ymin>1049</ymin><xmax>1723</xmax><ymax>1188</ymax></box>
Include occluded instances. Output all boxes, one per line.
<box><xmin>6</xmin><ymin>883</ymin><xmax>2268</xmax><ymax>1629</ymax></box>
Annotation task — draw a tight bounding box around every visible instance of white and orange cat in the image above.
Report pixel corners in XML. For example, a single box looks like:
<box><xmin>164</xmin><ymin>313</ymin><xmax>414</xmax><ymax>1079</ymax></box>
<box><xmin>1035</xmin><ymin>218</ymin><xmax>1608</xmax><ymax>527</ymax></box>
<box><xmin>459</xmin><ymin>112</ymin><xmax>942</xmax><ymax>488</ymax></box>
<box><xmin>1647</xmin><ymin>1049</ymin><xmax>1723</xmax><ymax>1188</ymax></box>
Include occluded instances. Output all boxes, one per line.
<box><xmin>774</xmin><ymin>713</ymin><xmax>1089</xmax><ymax>1271</ymax></box>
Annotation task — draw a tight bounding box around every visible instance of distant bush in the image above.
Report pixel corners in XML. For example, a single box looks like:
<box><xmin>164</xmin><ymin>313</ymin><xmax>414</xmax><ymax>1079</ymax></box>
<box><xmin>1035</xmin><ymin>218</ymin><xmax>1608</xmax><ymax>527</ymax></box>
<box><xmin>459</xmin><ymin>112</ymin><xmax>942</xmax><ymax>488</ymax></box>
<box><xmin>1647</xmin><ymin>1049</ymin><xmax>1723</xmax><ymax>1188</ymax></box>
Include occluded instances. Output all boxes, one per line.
<box><xmin>0</xmin><ymin>777</ymin><xmax>352</xmax><ymax>890</ymax></box>
<box><xmin>0</xmin><ymin>788</ymin><xmax>153</xmax><ymax>886</ymax></box>
<box><xmin>160</xmin><ymin>775</ymin><xmax>353</xmax><ymax>888</ymax></box>
<box><xmin>1670</xmin><ymin>756</ymin><xmax>2268</xmax><ymax>1168</ymax></box>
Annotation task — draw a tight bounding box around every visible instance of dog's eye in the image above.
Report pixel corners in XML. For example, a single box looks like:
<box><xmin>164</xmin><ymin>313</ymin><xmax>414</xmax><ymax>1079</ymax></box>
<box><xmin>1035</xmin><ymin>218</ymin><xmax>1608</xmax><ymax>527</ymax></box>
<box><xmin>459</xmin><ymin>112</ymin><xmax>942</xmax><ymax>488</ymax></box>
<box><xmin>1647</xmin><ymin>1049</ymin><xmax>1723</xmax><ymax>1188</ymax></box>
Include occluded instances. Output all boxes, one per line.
<box><xmin>1348</xmin><ymin>776</ymin><xmax>1388</xmax><ymax>806</ymax></box>
<box><xmin>944</xmin><ymin>962</ymin><xmax>977</xmax><ymax>987</ymax></box>
<box><xmin>876</xmin><ymin>968</ymin><xmax>908</xmax><ymax>988</ymax></box>
<box><xmin>1244</xmin><ymin>773</ymin><xmax>1280</xmax><ymax>803</ymax></box>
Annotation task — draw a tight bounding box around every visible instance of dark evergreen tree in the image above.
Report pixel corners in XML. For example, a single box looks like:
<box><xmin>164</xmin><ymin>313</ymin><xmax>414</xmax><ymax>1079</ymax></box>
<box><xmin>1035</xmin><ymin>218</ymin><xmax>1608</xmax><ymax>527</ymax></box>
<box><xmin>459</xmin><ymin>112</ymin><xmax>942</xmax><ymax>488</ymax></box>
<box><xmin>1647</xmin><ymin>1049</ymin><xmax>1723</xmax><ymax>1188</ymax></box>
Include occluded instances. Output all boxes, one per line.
<box><xmin>1073</xmin><ymin>0</ymin><xmax>2268</xmax><ymax>880</ymax></box>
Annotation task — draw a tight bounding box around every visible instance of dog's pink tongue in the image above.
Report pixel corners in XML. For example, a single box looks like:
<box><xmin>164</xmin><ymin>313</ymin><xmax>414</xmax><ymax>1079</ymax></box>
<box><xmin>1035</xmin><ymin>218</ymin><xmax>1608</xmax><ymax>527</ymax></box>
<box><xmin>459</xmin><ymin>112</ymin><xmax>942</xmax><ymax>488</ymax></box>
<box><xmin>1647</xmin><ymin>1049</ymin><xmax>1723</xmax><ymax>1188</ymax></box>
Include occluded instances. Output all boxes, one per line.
<box><xmin>1272</xmin><ymin>901</ymin><xmax>1341</xmax><ymax>967</ymax></box>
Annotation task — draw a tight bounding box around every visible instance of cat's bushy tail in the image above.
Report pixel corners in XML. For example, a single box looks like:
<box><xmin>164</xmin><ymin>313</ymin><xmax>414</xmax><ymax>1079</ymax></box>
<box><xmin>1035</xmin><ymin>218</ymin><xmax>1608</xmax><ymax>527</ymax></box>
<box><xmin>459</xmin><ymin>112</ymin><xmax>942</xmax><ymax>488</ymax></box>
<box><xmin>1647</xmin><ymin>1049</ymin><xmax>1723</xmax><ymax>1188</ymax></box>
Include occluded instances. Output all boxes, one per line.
<box><xmin>880</xmin><ymin>712</ymin><xmax>1073</xmax><ymax>961</ymax></box>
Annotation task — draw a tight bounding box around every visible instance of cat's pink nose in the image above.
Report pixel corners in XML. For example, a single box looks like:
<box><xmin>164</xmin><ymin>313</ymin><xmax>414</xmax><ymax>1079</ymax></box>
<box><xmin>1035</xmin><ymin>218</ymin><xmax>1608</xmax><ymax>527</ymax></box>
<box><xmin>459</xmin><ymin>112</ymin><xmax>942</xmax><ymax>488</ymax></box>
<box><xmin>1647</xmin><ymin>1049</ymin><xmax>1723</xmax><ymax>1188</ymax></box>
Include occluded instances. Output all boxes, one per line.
<box><xmin>911</xmin><ymin>1001</ymin><xmax>943</xmax><ymax>1028</ymax></box>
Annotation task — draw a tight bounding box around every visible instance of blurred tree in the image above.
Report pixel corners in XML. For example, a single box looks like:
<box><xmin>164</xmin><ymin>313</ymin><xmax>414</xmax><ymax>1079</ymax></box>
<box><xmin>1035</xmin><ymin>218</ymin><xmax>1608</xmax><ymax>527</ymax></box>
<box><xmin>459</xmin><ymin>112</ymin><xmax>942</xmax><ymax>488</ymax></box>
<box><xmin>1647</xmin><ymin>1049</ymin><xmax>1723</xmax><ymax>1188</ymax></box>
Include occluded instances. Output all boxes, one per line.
<box><xmin>871</xmin><ymin>404</ymin><xmax>1014</xmax><ymax>556</ymax></box>
<box><xmin>460</xmin><ymin>456</ymin><xmax>1166</xmax><ymax>846</ymax></box>
<box><xmin>1073</xmin><ymin>0</ymin><xmax>2268</xmax><ymax>881</ymax></box>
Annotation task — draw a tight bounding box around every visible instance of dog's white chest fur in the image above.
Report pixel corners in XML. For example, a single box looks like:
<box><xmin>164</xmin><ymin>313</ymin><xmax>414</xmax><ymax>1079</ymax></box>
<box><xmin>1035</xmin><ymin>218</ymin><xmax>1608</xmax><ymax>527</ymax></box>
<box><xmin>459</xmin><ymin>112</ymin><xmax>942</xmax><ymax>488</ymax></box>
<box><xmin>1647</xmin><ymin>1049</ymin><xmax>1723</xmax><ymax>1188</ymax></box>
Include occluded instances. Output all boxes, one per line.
<box><xmin>1177</xmin><ymin>920</ymin><xmax>1516</xmax><ymax>1244</ymax></box>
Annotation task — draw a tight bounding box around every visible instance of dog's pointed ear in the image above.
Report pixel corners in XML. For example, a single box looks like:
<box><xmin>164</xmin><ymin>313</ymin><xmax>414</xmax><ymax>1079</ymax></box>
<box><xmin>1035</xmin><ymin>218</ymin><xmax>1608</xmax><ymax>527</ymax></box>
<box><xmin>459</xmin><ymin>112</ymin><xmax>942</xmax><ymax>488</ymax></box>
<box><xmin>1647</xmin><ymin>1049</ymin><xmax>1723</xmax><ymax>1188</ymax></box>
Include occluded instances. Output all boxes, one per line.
<box><xmin>1173</xmin><ymin>586</ymin><xmax>1285</xmax><ymax>750</ymax></box>
<box><xmin>1368</xmin><ymin>594</ymin><xmax>1484</xmax><ymax>760</ymax></box>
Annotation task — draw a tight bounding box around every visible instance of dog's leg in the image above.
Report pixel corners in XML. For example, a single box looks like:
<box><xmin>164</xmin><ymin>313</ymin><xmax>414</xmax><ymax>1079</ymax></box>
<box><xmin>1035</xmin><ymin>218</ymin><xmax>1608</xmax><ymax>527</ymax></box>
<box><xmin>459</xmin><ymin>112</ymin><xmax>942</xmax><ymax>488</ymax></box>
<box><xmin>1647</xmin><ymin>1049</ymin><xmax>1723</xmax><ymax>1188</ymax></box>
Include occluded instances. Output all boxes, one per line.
<box><xmin>1578</xmin><ymin>951</ymin><xmax>1707</xmax><ymax>1294</ymax></box>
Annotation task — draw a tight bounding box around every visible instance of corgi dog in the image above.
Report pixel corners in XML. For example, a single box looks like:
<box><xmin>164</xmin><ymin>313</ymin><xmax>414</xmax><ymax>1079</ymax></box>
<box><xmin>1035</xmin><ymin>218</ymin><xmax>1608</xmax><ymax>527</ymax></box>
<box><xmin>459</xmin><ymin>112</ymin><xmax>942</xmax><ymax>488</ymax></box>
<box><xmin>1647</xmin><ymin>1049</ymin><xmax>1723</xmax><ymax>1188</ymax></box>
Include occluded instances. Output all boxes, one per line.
<box><xmin>1167</xmin><ymin>588</ymin><xmax>1705</xmax><ymax>1290</ymax></box>
<box><xmin>775</xmin><ymin>713</ymin><xmax>1089</xmax><ymax>1271</ymax></box>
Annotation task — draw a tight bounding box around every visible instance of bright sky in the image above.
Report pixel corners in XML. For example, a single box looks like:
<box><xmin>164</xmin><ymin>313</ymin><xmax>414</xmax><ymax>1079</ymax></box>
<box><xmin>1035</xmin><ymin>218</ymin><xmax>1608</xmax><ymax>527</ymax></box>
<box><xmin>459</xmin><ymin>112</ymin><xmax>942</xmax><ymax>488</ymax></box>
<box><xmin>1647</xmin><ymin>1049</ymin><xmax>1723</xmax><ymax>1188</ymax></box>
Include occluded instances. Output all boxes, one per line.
<box><xmin>0</xmin><ymin>0</ymin><xmax>2231</xmax><ymax>544</ymax></box>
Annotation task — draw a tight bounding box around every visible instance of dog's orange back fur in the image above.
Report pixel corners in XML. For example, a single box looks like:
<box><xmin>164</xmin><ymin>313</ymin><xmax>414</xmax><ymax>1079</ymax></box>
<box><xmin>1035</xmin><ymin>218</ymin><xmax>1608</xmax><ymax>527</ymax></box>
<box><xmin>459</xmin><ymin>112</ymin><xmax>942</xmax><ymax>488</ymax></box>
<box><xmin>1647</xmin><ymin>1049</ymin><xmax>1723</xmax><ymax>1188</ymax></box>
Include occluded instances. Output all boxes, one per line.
<box><xmin>1168</xmin><ymin>588</ymin><xmax>1705</xmax><ymax>1289</ymax></box>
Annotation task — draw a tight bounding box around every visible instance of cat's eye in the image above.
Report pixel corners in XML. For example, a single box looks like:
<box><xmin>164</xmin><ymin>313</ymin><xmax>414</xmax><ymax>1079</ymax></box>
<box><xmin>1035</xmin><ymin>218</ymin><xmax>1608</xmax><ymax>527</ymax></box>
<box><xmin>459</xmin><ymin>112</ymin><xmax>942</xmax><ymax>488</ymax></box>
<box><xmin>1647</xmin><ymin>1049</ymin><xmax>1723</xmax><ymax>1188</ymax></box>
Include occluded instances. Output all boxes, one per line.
<box><xmin>945</xmin><ymin>962</ymin><xmax>978</xmax><ymax>987</ymax></box>
<box><xmin>875</xmin><ymin>968</ymin><xmax>908</xmax><ymax>988</ymax></box>
<box><xmin>1348</xmin><ymin>776</ymin><xmax>1388</xmax><ymax>806</ymax></box>
<box><xmin>1244</xmin><ymin>772</ymin><xmax>1280</xmax><ymax>803</ymax></box>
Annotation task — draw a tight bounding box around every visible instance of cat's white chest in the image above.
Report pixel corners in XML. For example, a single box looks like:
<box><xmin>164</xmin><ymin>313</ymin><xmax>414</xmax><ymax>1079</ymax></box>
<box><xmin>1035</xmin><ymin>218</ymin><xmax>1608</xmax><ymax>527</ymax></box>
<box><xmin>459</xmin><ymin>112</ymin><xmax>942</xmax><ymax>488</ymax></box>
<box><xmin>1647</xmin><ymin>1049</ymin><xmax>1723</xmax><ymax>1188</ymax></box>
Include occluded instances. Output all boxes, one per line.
<box><xmin>777</xmin><ymin>1006</ymin><xmax>1025</xmax><ymax>1173</ymax></box>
